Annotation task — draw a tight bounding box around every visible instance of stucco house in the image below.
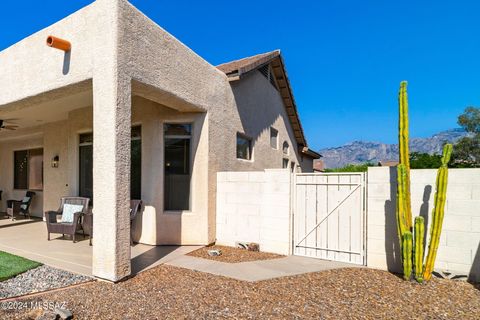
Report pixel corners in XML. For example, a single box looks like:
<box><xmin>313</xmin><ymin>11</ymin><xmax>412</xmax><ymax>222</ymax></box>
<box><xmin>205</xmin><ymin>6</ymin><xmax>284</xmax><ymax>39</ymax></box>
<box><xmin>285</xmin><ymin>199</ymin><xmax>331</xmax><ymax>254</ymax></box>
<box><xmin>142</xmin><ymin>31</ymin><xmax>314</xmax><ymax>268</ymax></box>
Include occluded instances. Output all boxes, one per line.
<box><xmin>0</xmin><ymin>0</ymin><xmax>319</xmax><ymax>281</ymax></box>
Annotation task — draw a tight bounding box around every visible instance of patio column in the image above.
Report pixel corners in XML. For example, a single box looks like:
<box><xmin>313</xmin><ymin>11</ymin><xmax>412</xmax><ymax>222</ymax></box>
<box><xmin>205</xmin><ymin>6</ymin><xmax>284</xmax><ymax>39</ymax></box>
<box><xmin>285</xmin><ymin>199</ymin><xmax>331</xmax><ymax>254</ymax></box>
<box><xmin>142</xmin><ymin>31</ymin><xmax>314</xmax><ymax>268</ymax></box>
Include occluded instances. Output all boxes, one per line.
<box><xmin>91</xmin><ymin>0</ymin><xmax>131</xmax><ymax>281</ymax></box>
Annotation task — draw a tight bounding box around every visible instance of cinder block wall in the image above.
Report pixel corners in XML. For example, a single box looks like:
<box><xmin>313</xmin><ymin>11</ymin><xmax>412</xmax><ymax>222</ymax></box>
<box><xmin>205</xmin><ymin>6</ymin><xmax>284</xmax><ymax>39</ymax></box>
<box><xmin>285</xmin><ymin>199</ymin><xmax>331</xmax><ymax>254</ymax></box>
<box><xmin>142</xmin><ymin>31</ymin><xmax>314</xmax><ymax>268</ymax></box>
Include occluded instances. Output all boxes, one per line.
<box><xmin>367</xmin><ymin>167</ymin><xmax>480</xmax><ymax>282</ymax></box>
<box><xmin>216</xmin><ymin>169</ymin><xmax>292</xmax><ymax>255</ymax></box>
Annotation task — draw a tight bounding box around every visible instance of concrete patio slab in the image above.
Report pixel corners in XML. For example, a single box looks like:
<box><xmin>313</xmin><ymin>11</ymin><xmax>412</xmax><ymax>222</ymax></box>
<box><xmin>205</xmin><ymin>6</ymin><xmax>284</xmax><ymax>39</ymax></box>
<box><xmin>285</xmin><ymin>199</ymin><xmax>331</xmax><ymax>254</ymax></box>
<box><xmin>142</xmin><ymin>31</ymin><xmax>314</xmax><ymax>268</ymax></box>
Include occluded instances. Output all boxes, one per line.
<box><xmin>166</xmin><ymin>254</ymin><xmax>361</xmax><ymax>282</ymax></box>
<box><xmin>0</xmin><ymin>218</ymin><xmax>200</xmax><ymax>276</ymax></box>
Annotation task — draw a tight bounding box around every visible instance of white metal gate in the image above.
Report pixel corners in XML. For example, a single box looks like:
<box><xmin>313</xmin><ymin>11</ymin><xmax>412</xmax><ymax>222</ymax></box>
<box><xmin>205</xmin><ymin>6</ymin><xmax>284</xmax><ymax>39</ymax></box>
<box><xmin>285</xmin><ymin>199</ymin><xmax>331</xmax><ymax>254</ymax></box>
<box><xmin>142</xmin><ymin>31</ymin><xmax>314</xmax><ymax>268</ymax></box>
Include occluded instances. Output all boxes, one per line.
<box><xmin>293</xmin><ymin>173</ymin><xmax>366</xmax><ymax>265</ymax></box>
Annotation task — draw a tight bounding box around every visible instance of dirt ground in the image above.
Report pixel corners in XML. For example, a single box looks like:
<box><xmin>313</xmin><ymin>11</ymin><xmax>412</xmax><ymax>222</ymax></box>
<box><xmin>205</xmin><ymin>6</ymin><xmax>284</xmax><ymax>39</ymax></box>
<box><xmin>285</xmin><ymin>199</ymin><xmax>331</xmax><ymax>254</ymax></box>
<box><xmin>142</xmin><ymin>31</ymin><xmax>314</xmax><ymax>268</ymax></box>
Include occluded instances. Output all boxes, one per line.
<box><xmin>1</xmin><ymin>265</ymin><xmax>479</xmax><ymax>320</ymax></box>
<box><xmin>187</xmin><ymin>245</ymin><xmax>284</xmax><ymax>263</ymax></box>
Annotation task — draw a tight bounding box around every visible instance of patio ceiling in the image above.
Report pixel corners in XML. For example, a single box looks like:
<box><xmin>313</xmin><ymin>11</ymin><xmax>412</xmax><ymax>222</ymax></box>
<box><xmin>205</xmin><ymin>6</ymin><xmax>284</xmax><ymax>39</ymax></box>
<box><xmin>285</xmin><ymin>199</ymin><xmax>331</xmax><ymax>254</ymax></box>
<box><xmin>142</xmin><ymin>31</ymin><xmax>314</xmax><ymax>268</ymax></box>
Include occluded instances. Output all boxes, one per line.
<box><xmin>0</xmin><ymin>80</ymin><xmax>92</xmax><ymax>133</ymax></box>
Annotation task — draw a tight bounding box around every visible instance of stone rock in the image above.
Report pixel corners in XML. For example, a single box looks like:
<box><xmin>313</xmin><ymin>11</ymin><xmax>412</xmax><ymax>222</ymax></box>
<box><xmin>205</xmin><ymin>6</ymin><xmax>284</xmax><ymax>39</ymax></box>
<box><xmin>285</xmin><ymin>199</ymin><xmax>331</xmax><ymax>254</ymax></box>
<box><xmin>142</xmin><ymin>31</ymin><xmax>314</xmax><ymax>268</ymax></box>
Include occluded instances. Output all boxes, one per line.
<box><xmin>235</xmin><ymin>242</ymin><xmax>249</xmax><ymax>250</ymax></box>
<box><xmin>35</xmin><ymin>310</ymin><xmax>58</xmax><ymax>320</ymax></box>
<box><xmin>26</xmin><ymin>308</ymin><xmax>43</xmax><ymax>320</ymax></box>
<box><xmin>247</xmin><ymin>243</ymin><xmax>260</xmax><ymax>252</ymax></box>
<box><xmin>207</xmin><ymin>249</ymin><xmax>222</xmax><ymax>256</ymax></box>
<box><xmin>54</xmin><ymin>307</ymin><xmax>73</xmax><ymax>320</ymax></box>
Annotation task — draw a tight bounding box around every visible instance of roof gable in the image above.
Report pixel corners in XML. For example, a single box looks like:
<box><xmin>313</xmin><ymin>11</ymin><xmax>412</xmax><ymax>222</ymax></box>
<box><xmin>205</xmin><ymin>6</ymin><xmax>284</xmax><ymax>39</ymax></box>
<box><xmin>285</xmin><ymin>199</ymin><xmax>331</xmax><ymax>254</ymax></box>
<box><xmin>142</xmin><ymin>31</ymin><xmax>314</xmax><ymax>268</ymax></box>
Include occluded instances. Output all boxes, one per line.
<box><xmin>217</xmin><ymin>50</ymin><xmax>320</xmax><ymax>159</ymax></box>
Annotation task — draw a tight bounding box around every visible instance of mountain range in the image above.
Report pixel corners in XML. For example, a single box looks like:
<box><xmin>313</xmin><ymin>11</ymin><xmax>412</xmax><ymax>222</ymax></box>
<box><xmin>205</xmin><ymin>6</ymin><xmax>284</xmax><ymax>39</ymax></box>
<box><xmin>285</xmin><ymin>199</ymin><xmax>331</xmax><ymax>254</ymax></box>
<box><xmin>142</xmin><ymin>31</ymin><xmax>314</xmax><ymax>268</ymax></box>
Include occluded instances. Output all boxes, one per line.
<box><xmin>318</xmin><ymin>129</ymin><xmax>468</xmax><ymax>169</ymax></box>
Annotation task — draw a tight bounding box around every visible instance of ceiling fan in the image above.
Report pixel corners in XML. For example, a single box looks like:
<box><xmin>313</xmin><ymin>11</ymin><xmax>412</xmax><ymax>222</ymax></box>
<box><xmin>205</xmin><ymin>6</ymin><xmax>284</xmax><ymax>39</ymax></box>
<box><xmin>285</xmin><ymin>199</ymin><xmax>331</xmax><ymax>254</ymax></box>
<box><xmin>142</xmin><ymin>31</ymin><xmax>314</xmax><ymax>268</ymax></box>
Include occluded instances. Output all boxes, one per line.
<box><xmin>0</xmin><ymin>119</ymin><xmax>19</xmax><ymax>131</ymax></box>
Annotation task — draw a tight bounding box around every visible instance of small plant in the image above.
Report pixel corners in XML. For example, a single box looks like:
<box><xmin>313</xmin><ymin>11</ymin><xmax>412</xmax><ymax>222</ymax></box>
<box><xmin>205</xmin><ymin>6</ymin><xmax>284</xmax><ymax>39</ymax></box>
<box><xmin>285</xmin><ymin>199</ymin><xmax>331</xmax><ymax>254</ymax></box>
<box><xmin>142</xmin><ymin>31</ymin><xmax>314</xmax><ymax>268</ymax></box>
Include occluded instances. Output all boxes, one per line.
<box><xmin>395</xmin><ymin>81</ymin><xmax>452</xmax><ymax>283</ymax></box>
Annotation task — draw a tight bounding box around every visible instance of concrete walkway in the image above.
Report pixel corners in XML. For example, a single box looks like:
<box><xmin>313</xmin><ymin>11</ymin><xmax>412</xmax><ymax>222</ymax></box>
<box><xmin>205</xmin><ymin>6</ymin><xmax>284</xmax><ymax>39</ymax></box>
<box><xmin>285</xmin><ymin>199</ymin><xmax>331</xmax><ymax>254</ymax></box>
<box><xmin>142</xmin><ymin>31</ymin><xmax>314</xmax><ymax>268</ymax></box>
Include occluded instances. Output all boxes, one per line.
<box><xmin>166</xmin><ymin>255</ymin><xmax>360</xmax><ymax>282</ymax></box>
<box><xmin>0</xmin><ymin>218</ymin><xmax>200</xmax><ymax>276</ymax></box>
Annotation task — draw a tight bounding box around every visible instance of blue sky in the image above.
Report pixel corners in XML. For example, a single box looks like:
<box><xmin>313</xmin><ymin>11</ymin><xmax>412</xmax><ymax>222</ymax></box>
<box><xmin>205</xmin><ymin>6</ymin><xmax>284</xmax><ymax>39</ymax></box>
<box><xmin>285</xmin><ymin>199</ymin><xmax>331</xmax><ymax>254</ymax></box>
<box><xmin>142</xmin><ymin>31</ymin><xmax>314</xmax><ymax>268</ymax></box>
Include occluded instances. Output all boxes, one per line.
<box><xmin>1</xmin><ymin>1</ymin><xmax>479</xmax><ymax>150</ymax></box>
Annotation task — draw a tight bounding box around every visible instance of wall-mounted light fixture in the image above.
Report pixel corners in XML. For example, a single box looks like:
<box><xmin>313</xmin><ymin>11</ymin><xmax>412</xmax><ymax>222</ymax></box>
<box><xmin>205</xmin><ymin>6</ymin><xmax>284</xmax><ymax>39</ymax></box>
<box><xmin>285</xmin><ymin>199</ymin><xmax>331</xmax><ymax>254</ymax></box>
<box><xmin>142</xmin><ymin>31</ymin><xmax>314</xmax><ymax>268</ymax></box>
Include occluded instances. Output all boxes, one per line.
<box><xmin>51</xmin><ymin>155</ymin><xmax>59</xmax><ymax>168</ymax></box>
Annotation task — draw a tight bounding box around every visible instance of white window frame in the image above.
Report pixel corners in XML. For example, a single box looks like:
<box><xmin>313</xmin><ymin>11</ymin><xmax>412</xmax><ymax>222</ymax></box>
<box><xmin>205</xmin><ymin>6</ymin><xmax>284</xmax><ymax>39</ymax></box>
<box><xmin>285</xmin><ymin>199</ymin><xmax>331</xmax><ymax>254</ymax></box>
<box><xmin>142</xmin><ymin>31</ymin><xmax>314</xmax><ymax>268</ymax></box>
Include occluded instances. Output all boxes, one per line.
<box><xmin>236</xmin><ymin>132</ymin><xmax>254</xmax><ymax>162</ymax></box>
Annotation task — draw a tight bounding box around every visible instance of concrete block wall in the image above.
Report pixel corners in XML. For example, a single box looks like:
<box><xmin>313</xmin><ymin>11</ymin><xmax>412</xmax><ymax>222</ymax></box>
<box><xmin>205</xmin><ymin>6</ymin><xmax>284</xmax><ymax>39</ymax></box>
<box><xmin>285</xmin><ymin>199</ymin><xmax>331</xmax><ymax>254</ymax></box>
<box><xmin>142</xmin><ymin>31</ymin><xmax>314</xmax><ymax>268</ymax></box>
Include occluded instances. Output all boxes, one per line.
<box><xmin>367</xmin><ymin>167</ymin><xmax>480</xmax><ymax>282</ymax></box>
<box><xmin>216</xmin><ymin>169</ymin><xmax>291</xmax><ymax>255</ymax></box>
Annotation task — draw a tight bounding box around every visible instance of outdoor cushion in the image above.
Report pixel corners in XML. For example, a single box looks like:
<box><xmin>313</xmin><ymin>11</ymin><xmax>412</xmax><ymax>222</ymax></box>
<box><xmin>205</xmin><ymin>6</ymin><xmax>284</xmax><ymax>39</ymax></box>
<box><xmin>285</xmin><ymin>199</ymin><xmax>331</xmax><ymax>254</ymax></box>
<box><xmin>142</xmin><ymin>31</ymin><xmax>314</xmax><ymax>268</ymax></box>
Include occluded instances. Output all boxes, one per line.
<box><xmin>61</xmin><ymin>204</ymin><xmax>84</xmax><ymax>223</ymax></box>
<box><xmin>20</xmin><ymin>197</ymin><xmax>30</xmax><ymax>210</ymax></box>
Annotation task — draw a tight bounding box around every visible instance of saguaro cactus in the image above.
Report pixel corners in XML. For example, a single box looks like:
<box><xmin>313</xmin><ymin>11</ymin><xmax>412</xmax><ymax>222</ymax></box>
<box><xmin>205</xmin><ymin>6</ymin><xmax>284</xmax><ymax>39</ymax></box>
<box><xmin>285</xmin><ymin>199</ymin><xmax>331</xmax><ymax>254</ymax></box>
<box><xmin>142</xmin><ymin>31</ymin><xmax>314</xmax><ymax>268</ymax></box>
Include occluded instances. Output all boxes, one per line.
<box><xmin>395</xmin><ymin>82</ymin><xmax>452</xmax><ymax>282</ymax></box>
<box><xmin>414</xmin><ymin>216</ymin><xmax>425</xmax><ymax>283</ymax></box>
<box><xmin>398</xmin><ymin>81</ymin><xmax>412</xmax><ymax>230</ymax></box>
<box><xmin>423</xmin><ymin>144</ymin><xmax>453</xmax><ymax>281</ymax></box>
<box><xmin>402</xmin><ymin>231</ymin><xmax>413</xmax><ymax>280</ymax></box>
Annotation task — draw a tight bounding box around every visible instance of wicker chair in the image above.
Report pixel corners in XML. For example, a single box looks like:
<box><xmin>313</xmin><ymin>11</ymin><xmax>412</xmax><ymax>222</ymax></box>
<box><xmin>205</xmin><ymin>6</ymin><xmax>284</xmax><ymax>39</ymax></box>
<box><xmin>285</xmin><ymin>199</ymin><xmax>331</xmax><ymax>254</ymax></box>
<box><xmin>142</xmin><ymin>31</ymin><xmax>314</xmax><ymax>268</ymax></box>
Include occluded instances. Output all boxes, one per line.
<box><xmin>45</xmin><ymin>197</ymin><xmax>90</xmax><ymax>243</ymax></box>
<box><xmin>82</xmin><ymin>200</ymin><xmax>143</xmax><ymax>246</ymax></box>
<box><xmin>130</xmin><ymin>200</ymin><xmax>143</xmax><ymax>244</ymax></box>
<box><xmin>83</xmin><ymin>211</ymin><xmax>93</xmax><ymax>246</ymax></box>
<box><xmin>7</xmin><ymin>191</ymin><xmax>36</xmax><ymax>220</ymax></box>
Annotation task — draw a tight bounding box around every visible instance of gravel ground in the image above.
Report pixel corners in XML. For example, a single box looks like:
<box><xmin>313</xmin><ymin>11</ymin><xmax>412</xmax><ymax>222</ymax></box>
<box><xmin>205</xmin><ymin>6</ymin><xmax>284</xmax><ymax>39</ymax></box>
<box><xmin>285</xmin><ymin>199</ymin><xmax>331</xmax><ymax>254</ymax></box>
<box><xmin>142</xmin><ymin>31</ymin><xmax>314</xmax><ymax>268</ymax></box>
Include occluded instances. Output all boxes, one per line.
<box><xmin>1</xmin><ymin>266</ymin><xmax>478</xmax><ymax>319</ymax></box>
<box><xmin>187</xmin><ymin>245</ymin><xmax>283</xmax><ymax>263</ymax></box>
<box><xmin>0</xmin><ymin>265</ymin><xmax>92</xmax><ymax>299</ymax></box>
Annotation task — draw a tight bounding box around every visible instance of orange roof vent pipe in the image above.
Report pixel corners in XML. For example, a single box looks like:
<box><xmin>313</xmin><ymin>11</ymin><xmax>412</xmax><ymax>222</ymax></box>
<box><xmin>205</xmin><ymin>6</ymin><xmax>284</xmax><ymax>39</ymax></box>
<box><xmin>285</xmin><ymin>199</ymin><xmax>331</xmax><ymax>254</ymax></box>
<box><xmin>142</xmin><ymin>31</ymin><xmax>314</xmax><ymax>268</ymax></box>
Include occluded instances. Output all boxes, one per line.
<box><xmin>46</xmin><ymin>36</ymin><xmax>71</xmax><ymax>52</ymax></box>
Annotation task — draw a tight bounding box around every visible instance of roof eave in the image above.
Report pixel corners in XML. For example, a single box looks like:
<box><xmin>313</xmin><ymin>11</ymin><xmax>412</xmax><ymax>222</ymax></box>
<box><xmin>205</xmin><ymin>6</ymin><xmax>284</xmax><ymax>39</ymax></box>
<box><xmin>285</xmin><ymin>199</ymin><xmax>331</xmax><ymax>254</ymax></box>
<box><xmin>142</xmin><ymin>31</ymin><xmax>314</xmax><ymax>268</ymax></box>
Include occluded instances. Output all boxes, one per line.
<box><xmin>301</xmin><ymin>147</ymin><xmax>321</xmax><ymax>159</ymax></box>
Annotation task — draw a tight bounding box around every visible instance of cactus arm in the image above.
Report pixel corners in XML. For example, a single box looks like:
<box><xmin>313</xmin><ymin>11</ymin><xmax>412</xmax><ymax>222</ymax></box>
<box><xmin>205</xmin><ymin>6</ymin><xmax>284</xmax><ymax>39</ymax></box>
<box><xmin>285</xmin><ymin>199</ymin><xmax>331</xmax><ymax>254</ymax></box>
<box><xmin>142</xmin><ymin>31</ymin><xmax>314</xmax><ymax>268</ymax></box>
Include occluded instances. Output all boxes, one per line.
<box><xmin>398</xmin><ymin>81</ymin><xmax>413</xmax><ymax>230</ymax></box>
<box><xmin>414</xmin><ymin>216</ymin><xmax>425</xmax><ymax>283</ymax></box>
<box><xmin>423</xmin><ymin>144</ymin><xmax>452</xmax><ymax>281</ymax></box>
<box><xmin>402</xmin><ymin>231</ymin><xmax>413</xmax><ymax>280</ymax></box>
<box><xmin>396</xmin><ymin>165</ymin><xmax>408</xmax><ymax>240</ymax></box>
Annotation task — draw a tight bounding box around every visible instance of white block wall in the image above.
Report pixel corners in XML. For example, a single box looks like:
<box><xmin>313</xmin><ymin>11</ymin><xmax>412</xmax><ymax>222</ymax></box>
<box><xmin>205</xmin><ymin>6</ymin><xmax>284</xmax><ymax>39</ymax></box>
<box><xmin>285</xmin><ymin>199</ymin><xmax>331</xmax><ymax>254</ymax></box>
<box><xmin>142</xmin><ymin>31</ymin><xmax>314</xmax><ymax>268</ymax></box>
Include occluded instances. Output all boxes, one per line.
<box><xmin>367</xmin><ymin>167</ymin><xmax>480</xmax><ymax>282</ymax></box>
<box><xmin>216</xmin><ymin>169</ymin><xmax>291</xmax><ymax>255</ymax></box>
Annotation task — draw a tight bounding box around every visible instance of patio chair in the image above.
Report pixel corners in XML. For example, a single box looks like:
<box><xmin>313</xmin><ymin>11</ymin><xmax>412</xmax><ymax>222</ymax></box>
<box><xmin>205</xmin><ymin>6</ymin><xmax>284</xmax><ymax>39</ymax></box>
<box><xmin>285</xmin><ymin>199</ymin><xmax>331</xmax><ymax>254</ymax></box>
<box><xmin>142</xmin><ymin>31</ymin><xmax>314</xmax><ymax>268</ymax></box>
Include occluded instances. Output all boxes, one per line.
<box><xmin>82</xmin><ymin>210</ymin><xmax>93</xmax><ymax>246</ymax></box>
<box><xmin>82</xmin><ymin>200</ymin><xmax>143</xmax><ymax>246</ymax></box>
<box><xmin>6</xmin><ymin>191</ymin><xmax>36</xmax><ymax>220</ymax></box>
<box><xmin>130</xmin><ymin>200</ymin><xmax>143</xmax><ymax>244</ymax></box>
<box><xmin>45</xmin><ymin>197</ymin><xmax>90</xmax><ymax>243</ymax></box>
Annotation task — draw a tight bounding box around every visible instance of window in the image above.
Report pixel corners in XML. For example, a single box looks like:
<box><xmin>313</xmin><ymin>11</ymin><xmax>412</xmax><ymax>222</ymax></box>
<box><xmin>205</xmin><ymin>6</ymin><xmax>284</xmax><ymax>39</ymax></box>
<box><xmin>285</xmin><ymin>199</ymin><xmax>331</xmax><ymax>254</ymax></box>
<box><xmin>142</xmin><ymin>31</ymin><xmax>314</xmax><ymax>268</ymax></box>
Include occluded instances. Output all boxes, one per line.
<box><xmin>236</xmin><ymin>133</ymin><xmax>252</xmax><ymax>160</ymax></box>
<box><xmin>14</xmin><ymin>148</ymin><xmax>43</xmax><ymax>190</ymax></box>
<box><xmin>164</xmin><ymin>124</ymin><xmax>191</xmax><ymax>211</ymax></box>
<box><xmin>270</xmin><ymin>127</ymin><xmax>278</xmax><ymax>149</ymax></box>
<box><xmin>283</xmin><ymin>141</ymin><xmax>290</xmax><ymax>155</ymax></box>
<box><xmin>131</xmin><ymin>126</ymin><xmax>142</xmax><ymax>200</ymax></box>
<box><xmin>79</xmin><ymin>127</ymin><xmax>142</xmax><ymax>202</ymax></box>
<box><xmin>282</xmin><ymin>158</ymin><xmax>289</xmax><ymax>169</ymax></box>
<box><xmin>79</xmin><ymin>133</ymin><xmax>93</xmax><ymax>200</ymax></box>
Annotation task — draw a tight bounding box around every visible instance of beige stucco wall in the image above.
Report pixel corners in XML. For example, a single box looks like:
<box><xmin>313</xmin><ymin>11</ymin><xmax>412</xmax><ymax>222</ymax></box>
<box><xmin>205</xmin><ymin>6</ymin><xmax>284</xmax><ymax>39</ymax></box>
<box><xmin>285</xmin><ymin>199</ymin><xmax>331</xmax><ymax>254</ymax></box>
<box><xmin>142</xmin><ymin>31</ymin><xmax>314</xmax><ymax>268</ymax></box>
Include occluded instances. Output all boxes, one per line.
<box><xmin>204</xmin><ymin>70</ymin><xmax>314</xmax><ymax>243</ymax></box>
<box><xmin>0</xmin><ymin>0</ymin><xmax>316</xmax><ymax>278</ymax></box>
<box><xmin>228</xmin><ymin>71</ymin><xmax>310</xmax><ymax>171</ymax></box>
<box><xmin>0</xmin><ymin>3</ymin><xmax>97</xmax><ymax>110</ymax></box>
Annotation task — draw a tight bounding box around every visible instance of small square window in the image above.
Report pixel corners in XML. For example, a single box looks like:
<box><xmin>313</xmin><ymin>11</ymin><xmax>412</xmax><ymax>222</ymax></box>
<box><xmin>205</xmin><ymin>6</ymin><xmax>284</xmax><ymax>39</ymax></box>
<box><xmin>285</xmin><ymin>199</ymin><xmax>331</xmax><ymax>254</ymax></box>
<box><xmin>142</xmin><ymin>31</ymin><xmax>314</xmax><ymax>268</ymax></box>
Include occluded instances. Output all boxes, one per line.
<box><xmin>282</xmin><ymin>158</ymin><xmax>289</xmax><ymax>168</ymax></box>
<box><xmin>237</xmin><ymin>133</ymin><xmax>252</xmax><ymax>160</ymax></box>
<box><xmin>283</xmin><ymin>141</ymin><xmax>290</xmax><ymax>155</ymax></box>
<box><xmin>270</xmin><ymin>127</ymin><xmax>278</xmax><ymax>149</ymax></box>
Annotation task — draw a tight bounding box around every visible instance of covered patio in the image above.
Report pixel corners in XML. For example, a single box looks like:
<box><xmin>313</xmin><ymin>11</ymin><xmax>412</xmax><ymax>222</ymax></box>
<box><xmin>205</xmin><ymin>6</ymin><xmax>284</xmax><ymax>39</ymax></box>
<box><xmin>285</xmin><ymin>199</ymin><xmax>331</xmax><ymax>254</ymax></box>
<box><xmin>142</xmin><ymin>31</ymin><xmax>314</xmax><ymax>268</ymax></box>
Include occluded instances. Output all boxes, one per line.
<box><xmin>0</xmin><ymin>0</ymin><xmax>226</xmax><ymax>281</ymax></box>
<box><xmin>0</xmin><ymin>217</ymin><xmax>199</xmax><ymax>276</ymax></box>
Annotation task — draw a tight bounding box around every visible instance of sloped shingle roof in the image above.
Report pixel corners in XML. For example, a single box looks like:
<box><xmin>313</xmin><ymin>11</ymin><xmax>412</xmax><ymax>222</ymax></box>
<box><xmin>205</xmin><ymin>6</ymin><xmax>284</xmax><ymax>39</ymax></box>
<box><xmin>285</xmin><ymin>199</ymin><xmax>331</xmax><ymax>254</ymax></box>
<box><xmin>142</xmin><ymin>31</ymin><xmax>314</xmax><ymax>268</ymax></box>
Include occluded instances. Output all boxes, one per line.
<box><xmin>217</xmin><ymin>51</ymin><xmax>280</xmax><ymax>76</ymax></box>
